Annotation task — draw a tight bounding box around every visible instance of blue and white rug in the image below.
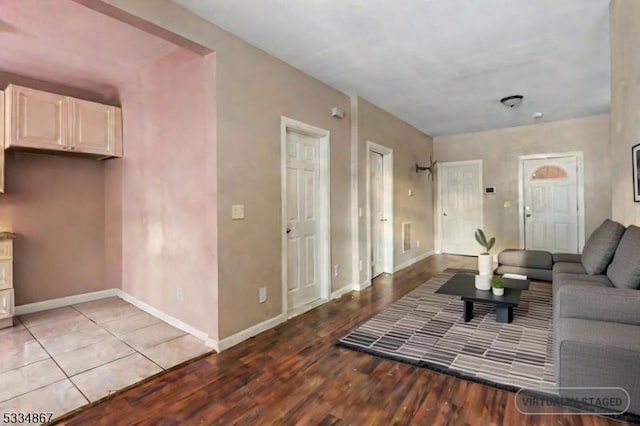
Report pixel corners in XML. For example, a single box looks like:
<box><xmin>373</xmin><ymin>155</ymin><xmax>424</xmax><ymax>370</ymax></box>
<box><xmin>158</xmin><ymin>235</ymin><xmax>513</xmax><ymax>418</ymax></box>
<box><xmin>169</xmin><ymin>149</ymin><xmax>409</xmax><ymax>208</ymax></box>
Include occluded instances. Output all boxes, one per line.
<box><xmin>338</xmin><ymin>269</ymin><xmax>556</xmax><ymax>392</ymax></box>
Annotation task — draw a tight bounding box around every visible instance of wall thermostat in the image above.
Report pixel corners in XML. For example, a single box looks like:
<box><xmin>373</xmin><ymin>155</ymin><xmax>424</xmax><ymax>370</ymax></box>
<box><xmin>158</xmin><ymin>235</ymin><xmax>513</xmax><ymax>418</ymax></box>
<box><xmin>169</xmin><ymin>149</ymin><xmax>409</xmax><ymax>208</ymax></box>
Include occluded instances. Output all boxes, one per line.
<box><xmin>485</xmin><ymin>186</ymin><xmax>496</xmax><ymax>194</ymax></box>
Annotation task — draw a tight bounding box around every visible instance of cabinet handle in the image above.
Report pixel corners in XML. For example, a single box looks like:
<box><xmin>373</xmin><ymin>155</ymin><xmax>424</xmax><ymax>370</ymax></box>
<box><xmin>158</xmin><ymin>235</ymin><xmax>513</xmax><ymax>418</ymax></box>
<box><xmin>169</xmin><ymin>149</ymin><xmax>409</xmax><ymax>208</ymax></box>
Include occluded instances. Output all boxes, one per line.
<box><xmin>69</xmin><ymin>146</ymin><xmax>75</xmax><ymax>151</ymax></box>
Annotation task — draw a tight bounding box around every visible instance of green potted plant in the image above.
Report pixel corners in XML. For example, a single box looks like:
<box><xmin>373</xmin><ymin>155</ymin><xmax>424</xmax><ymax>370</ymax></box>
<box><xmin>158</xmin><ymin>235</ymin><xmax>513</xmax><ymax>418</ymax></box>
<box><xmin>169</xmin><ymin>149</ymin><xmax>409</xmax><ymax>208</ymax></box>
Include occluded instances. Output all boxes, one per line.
<box><xmin>475</xmin><ymin>228</ymin><xmax>496</xmax><ymax>277</ymax></box>
<box><xmin>491</xmin><ymin>276</ymin><xmax>504</xmax><ymax>296</ymax></box>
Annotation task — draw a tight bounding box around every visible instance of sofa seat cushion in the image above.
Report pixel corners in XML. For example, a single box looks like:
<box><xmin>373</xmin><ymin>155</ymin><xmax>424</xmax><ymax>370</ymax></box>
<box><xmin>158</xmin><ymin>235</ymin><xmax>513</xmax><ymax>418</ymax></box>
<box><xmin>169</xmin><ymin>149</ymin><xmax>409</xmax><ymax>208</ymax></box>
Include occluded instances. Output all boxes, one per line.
<box><xmin>552</xmin><ymin>273</ymin><xmax>612</xmax><ymax>298</ymax></box>
<box><xmin>580</xmin><ymin>219</ymin><xmax>625</xmax><ymax>275</ymax></box>
<box><xmin>495</xmin><ymin>265</ymin><xmax>551</xmax><ymax>282</ymax></box>
<box><xmin>553</xmin><ymin>262</ymin><xmax>587</xmax><ymax>274</ymax></box>
<box><xmin>607</xmin><ymin>225</ymin><xmax>640</xmax><ymax>289</ymax></box>
<box><xmin>498</xmin><ymin>249</ymin><xmax>552</xmax><ymax>270</ymax></box>
<box><xmin>553</xmin><ymin>253</ymin><xmax>582</xmax><ymax>264</ymax></box>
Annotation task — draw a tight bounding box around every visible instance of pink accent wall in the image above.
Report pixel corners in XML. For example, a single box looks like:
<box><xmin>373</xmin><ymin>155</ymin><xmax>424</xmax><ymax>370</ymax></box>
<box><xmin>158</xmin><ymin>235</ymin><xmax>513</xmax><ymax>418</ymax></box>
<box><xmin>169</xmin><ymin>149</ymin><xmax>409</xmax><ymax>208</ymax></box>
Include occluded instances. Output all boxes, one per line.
<box><xmin>114</xmin><ymin>49</ymin><xmax>217</xmax><ymax>337</ymax></box>
<box><xmin>0</xmin><ymin>0</ymin><xmax>178</xmax><ymax>100</ymax></box>
<box><xmin>0</xmin><ymin>152</ymin><xmax>106</xmax><ymax>305</ymax></box>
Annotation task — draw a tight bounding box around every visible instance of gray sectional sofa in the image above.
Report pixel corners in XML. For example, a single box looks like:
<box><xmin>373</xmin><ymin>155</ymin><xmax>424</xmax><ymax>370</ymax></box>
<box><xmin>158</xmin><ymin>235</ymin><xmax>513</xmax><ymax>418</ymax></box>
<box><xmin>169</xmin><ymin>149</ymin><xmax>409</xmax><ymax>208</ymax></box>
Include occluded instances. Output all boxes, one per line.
<box><xmin>497</xmin><ymin>219</ymin><xmax>640</xmax><ymax>414</ymax></box>
<box><xmin>553</xmin><ymin>220</ymin><xmax>640</xmax><ymax>415</ymax></box>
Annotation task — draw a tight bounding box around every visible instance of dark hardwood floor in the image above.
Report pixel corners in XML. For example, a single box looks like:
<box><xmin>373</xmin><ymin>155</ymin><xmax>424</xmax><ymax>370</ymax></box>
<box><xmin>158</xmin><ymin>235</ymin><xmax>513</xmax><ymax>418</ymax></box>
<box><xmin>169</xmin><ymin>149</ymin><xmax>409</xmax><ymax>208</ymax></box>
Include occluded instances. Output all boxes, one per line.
<box><xmin>57</xmin><ymin>255</ymin><xmax>630</xmax><ymax>425</ymax></box>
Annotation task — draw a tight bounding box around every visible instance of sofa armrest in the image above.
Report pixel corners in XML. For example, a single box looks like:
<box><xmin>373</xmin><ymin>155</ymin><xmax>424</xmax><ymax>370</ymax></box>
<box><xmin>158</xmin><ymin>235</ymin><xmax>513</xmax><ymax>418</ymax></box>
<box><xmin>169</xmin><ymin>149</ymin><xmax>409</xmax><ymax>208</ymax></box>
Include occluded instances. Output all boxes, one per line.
<box><xmin>557</xmin><ymin>285</ymin><xmax>640</xmax><ymax>325</ymax></box>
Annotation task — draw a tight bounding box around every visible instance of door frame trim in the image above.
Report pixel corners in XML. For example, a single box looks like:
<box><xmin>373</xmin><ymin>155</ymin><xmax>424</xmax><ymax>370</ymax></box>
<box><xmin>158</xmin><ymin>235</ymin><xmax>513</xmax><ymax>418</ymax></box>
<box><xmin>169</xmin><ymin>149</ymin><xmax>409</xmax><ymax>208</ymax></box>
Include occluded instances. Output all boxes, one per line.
<box><xmin>365</xmin><ymin>141</ymin><xmax>394</xmax><ymax>281</ymax></box>
<box><xmin>517</xmin><ymin>151</ymin><xmax>585</xmax><ymax>252</ymax></box>
<box><xmin>436</xmin><ymin>159</ymin><xmax>483</xmax><ymax>255</ymax></box>
<box><xmin>280</xmin><ymin>116</ymin><xmax>331</xmax><ymax>318</ymax></box>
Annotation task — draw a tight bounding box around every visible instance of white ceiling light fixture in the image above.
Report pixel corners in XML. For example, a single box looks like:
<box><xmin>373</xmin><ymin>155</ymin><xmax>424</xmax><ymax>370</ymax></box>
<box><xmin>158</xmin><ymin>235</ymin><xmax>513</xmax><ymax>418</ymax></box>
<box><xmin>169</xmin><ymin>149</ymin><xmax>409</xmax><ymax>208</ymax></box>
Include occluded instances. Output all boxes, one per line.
<box><xmin>500</xmin><ymin>95</ymin><xmax>524</xmax><ymax>108</ymax></box>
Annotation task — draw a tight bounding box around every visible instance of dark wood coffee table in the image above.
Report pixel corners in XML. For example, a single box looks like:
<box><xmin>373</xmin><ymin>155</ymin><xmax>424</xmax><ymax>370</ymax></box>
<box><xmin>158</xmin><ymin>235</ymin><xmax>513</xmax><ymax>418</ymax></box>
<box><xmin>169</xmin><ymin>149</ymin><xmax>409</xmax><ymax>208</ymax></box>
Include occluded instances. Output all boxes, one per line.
<box><xmin>435</xmin><ymin>272</ymin><xmax>530</xmax><ymax>323</ymax></box>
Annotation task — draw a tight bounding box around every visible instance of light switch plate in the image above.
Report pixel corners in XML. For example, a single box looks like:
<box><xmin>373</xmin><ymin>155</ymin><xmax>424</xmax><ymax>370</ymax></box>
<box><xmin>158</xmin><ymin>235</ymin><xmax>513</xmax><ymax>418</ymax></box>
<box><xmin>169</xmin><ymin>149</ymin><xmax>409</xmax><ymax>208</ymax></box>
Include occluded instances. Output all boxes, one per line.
<box><xmin>231</xmin><ymin>204</ymin><xmax>245</xmax><ymax>220</ymax></box>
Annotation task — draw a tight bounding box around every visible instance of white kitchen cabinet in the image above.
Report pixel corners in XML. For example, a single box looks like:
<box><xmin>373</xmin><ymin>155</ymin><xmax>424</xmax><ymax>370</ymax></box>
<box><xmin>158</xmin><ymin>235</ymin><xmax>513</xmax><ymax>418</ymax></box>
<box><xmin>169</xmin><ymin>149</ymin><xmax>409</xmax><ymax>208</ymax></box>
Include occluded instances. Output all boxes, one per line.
<box><xmin>69</xmin><ymin>97</ymin><xmax>122</xmax><ymax>157</ymax></box>
<box><xmin>4</xmin><ymin>85</ymin><xmax>67</xmax><ymax>152</ymax></box>
<box><xmin>0</xmin><ymin>239</ymin><xmax>14</xmax><ymax>329</ymax></box>
<box><xmin>4</xmin><ymin>84</ymin><xmax>122</xmax><ymax>158</ymax></box>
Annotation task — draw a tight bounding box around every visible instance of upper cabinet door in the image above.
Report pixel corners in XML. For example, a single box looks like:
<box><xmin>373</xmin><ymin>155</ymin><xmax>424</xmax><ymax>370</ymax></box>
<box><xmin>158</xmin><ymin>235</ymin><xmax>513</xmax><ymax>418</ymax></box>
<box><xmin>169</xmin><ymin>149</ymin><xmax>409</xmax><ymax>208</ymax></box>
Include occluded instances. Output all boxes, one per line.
<box><xmin>5</xmin><ymin>85</ymin><xmax>67</xmax><ymax>152</ymax></box>
<box><xmin>68</xmin><ymin>98</ymin><xmax>122</xmax><ymax>157</ymax></box>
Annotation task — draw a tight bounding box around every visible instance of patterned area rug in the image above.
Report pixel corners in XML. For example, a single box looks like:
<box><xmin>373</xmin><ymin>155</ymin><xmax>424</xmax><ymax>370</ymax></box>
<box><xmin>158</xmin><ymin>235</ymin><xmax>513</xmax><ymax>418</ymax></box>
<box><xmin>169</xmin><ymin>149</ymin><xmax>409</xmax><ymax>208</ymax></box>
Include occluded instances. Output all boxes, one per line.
<box><xmin>338</xmin><ymin>269</ymin><xmax>556</xmax><ymax>392</ymax></box>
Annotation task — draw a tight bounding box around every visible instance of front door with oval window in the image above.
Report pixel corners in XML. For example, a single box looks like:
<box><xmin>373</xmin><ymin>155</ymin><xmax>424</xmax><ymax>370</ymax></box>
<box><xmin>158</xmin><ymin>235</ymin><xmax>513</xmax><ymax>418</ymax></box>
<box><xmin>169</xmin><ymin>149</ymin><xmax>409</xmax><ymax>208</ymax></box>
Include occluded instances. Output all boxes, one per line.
<box><xmin>523</xmin><ymin>156</ymin><xmax>579</xmax><ymax>253</ymax></box>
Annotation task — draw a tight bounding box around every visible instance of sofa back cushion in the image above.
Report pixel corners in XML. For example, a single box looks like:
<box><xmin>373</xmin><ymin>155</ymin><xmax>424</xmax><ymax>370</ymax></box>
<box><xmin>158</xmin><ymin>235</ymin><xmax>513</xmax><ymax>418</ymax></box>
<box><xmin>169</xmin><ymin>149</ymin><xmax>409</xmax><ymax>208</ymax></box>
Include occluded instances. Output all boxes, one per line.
<box><xmin>607</xmin><ymin>225</ymin><xmax>640</xmax><ymax>289</ymax></box>
<box><xmin>581</xmin><ymin>219</ymin><xmax>625</xmax><ymax>275</ymax></box>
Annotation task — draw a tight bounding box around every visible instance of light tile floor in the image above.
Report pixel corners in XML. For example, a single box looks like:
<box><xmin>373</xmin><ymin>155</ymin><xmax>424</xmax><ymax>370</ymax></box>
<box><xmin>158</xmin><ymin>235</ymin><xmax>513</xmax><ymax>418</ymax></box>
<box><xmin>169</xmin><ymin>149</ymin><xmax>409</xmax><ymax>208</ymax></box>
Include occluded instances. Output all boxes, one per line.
<box><xmin>0</xmin><ymin>297</ymin><xmax>211</xmax><ymax>424</ymax></box>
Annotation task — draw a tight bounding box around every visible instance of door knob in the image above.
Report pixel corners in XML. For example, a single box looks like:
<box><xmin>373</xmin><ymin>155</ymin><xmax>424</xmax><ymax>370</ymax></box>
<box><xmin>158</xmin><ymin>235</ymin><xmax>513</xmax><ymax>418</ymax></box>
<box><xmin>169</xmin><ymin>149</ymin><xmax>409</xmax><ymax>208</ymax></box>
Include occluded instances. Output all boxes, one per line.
<box><xmin>286</xmin><ymin>228</ymin><xmax>291</xmax><ymax>234</ymax></box>
<box><xmin>443</xmin><ymin>212</ymin><xmax>448</xmax><ymax>216</ymax></box>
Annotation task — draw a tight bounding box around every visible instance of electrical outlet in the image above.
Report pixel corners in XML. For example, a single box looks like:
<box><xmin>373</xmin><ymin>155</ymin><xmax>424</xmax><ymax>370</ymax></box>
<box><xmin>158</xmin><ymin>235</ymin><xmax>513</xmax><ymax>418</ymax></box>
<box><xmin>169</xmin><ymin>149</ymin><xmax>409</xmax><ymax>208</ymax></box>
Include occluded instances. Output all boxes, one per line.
<box><xmin>176</xmin><ymin>287</ymin><xmax>184</xmax><ymax>302</ymax></box>
<box><xmin>259</xmin><ymin>286</ymin><xmax>267</xmax><ymax>303</ymax></box>
<box><xmin>333</xmin><ymin>264</ymin><xmax>339</xmax><ymax>277</ymax></box>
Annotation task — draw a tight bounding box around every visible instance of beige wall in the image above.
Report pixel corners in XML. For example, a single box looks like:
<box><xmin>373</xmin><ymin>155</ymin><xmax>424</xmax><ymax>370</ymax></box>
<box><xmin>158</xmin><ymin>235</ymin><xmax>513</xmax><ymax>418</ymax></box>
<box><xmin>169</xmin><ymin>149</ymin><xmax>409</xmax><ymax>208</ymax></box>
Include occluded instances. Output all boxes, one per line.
<box><xmin>353</xmin><ymin>97</ymin><xmax>435</xmax><ymax>285</ymax></box>
<box><xmin>101</xmin><ymin>0</ymin><xmax>352</xmax><ymax>339</ymax></box>
<box><xmin>115</xmin><ymin>48</ymin><xmax>218</xmax><ymax>338</ymax></box>
<box><xmin>434</xmin><ymin>115</ymin><xmax>611</xmax><ymax>253</ymax></box>
<box><xmin>215</xmin><ymin>47</ymin><xmax>351</xmax><ymax>338</ymax></box>
<box><xmin>610</xmin><ymin>0</ymin><xmax>640</xmax><ymax>226</ymax></box>
<box><xmin>0</xmin><ymin>152</ymin><xmax>107</xmax><ymax>304</ymax></box>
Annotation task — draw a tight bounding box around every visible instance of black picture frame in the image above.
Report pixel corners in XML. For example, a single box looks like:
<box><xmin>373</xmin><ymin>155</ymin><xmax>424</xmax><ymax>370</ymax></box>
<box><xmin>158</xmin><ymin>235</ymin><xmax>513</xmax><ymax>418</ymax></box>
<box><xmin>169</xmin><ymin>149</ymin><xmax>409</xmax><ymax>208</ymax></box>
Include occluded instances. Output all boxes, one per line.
<box><xmin>634</xmin><ymin>143</ymin><xmax>640</xmax><ymax>202</ymax></box>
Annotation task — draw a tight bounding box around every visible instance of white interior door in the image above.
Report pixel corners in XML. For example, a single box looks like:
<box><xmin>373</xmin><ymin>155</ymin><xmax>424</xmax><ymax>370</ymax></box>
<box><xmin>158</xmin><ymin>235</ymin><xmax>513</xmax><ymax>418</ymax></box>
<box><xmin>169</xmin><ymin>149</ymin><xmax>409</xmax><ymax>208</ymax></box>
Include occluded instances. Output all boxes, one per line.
<box><xmin>286</xmin><ymin>129</ymin><xmax>321</xmax><ymax>311</ymax></box>
<box><xmin>369</xmin><ymin>151</ymin><xmax>385</xmax><ymax>278</ymax></box>
<box><xmin>439</xmin><ymin>161</ymin><xmax>483</xmax><ymax>255</ymax></box>
<box><xmin>523</xmin><ymin>157</ymin><xmax>579</xmax><ymax>253</ymax></box>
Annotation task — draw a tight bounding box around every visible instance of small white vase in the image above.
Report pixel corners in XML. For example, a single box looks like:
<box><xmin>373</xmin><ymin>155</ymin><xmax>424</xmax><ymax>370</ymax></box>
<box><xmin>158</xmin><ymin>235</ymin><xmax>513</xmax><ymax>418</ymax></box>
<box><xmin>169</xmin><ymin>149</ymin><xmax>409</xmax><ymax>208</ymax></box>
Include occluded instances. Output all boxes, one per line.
<box><xmin>492</xmin><ymin>287</ymin><xmax>504</xmax><ymax>296</ymax></box>
<box><xmin>475</xmin><ymin>275</ymin><xmax>491</xmax><ymax>290</ymax></box>
<box><xmin>477</xmin><ymin>254</ymin><xmax>493</xmax><ymax>276</ymax></box>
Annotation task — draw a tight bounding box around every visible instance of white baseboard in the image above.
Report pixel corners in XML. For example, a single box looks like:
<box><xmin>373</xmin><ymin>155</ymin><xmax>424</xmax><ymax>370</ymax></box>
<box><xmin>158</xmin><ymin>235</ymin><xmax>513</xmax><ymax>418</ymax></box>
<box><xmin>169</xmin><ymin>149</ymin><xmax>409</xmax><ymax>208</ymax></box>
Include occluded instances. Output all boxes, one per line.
<box><xmin>15</xmin><ymin>289</ymin><xmax>318</xmax><ymax>354</ymax></box>
<box><xmin>15</xmin><ymin>289</ymin><xmax>120</xmax><ymax>315</ymax></box>
<box><xmin>331</xmin><ymin>284</ymin><xmax>354</xmax><ymax>299</ymax></box>
<box><xmin>353</xmin><ymin>279</ymin><xmax>371</xmax><ymax>291</ymax></box>
<box><xmin>331</xmin><ymin>280</ymin><xmax>373</xmax><ymax>298</ymax></box>
<box><xmin>115</xmin><ymin>290</ymin><xmax>216</xmax><ymax>349</ymax></box>
<box><xmin>213</xmin><ymin>313</ymin><xmax>286</xmax><ymax>352</ymax></box>
<box><xmin>393</xmin><ymin>250</ymin><xmax>435</xmax><ymax>272</ymax></box>
<box><xmin>15</xmin><ymin>288</ymin><xmax>217</xmax><ymax>350</ymax></box>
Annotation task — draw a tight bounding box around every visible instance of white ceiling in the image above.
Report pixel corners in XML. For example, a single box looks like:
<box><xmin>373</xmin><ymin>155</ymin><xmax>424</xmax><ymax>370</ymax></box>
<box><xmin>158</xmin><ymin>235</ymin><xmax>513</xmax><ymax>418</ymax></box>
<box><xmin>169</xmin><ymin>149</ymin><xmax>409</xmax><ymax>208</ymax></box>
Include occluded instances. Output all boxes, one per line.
<box><xmin>173</xmin><ymin>0</ymin><xmax>611</xmax><ymax>136</ymax></box>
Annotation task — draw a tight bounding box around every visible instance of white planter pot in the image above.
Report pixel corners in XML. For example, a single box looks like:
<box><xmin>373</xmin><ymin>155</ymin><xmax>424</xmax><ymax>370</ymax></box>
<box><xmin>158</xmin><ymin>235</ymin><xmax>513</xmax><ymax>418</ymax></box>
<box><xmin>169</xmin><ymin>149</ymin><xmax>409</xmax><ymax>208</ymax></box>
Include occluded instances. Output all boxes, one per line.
<box><xmin>477</xmin><ymin>254</ymin><xmax>493</xmax><ymax>276</ymax></box>
<box><xmin>475</xmin><ymin>275</ymin><xmax>491</xmax><ymax>290</ymax></box>
<box><xmin>492</xmin><ymin>287</ymin><xmax>504</xmax><ymax>296</ymax></box>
